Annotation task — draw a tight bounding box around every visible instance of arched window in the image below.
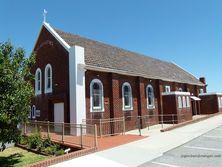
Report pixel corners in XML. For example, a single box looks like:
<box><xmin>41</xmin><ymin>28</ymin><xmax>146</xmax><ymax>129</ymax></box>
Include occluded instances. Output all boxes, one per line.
<box><xmin>122</xmin><ymin>82</ymin><xmax>133</xmax><ymax>110</ymax></box>
<box><xmin>32</xmin><ymin>105</ymin><xmax>36</xmax><ymax>119</ymax></box>
<box><xmin>45</xmin><ymin>64</ymin><xmax>52</xmax><ymax>93</ymax></box>
<box><xmin>90</xmin><ymin>79</ymin><xmax>104</xmax><ymax>112</ymax></box>
<box><xmin>178</xmin><ymin>96</ymin><xmax>182</xmax><ymax>109</ymax></box>
<box><xmin>182</xmin><ymin>96</ymin><xmax>186</xmax><ymax>108</ymax></box>
<box><xmin>146</xmin><ymin>85</ymin><xmax>155</xmax><ymax>109</ymax></box>
<box><xmin>35</xmin><ymin>68</ymin><xmax>42</xmax><ymax>95</ymax></box>
<box><xmin>186</xmin><ymin>96</ymin><xmax>190</xmax><ymax>108</ymax></box>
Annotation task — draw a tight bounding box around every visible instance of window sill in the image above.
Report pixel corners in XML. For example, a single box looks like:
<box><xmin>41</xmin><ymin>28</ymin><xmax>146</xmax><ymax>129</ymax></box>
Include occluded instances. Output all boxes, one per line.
<box><xmin>91</xmin><ymin>109</ymin><xmax>104</xmax><ymax>113</ymax></box>
<box><xmin>147</xmin><ymin>106</ymin><xmax>155</xmax><ymax>110</ymax></box>
<box><xmin>123</xmin><ymin>108</ymin><xmax>133</xmax><ymax>111</ymax></box>
<box><xmin>44</xmin><ymin>89</ymin><xmax>52</xmax><ymax>94</ymax></box>
<box><xmin>35</xmin><ymin>93</ymin><xmax>42</xmax><ymax>96</ymax></box>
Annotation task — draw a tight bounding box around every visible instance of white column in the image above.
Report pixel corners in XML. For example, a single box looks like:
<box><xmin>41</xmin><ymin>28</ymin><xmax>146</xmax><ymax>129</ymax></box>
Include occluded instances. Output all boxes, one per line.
<box><xmin>69</xmin><ymin>46</ymin><xmax>86</xmax><ymax>135</ymax></box>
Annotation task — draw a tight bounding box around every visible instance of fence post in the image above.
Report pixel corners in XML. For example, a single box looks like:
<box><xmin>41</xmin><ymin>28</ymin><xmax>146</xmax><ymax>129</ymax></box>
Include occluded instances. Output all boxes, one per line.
<box><xmin>138</xmin><ymin>116</ymin><xmax>141</xmax><ymax>136</ymax></box>
<box><xmin>80</xmin><ymin>124</ymin><xmax>83</xmax><ymax>148</ymax></box>
<box><xmin>62</xmin><ymin>122</ymin><xmax>64</xmax><ymax>143</ymax></box>
<box><xmin>47</xmin><ymin>121</ymin><xmax>50</xmax><ymax>138</ymax></box>
<box><xmin>35</xmin><ymin>120</ymin><xmax>37</xmax><ymax>132</ymax></box>
<box><xmin>99</xmin><ymin>119</ymin><xmax>102</xmax><ymax>138</ymax></box>
<box><xmin>123</xmin><ymin>117</ymin><xmax>126</xmax><ymax>135</ymax></box>
<box><xmin>172</xmin><ymin>115</ymin><xmax>174</xmax><ymax>126</ymax></box>
<box><xmin>94</xmin><ymin>124</ymin><xmax>98</xmax><ymax>148</ymax></box>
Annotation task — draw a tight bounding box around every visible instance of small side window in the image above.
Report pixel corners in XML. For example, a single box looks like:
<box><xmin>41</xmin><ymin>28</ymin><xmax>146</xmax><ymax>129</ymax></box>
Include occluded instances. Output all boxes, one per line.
<box><xmin>178</xmin><ymin>96</ymin><xmax>182</xmax><ymax>109</ymax></box>
<box><xmin>165</xmin><ymin>86</ymin><xmax>171</xmax><ymax>92</ymax></box>
<box><xmin>199</xmin><ymin>89</ymin><xmax>204</xmax><ymax>94</ymax></box>
<box><xmin>182</xmin><ymin>96</ymin><xmax>186</xmax><ymax>108</ymax></box>
<box><xmin>186</xmin><ymin>96</ymin><xmax>190</xmax><ymax>108</ymax></box>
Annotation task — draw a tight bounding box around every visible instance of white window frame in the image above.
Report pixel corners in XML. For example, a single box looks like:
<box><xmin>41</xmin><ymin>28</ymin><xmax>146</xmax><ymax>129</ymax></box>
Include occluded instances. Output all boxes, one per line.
<box><xmin>218</xmin><ymin>97</ymin><xmax>222</xmax><ymax>108</ymax></box>
<box><xmin>182</xmin><ymin>96</ymin><xmax>186</xmax><ymax>108</ymax></box>
<box><xmin>90</xmin><ymin>79</ymin><xmax>104</xmax><ymax>112</ymax></box>
<box><xmin>186</xmin><ymin>96</ymin><xmax>190</xmax><ymax>108</ymax></box>
<box><xmin>165</xmin><ymin>85</ymin><xmax>171</xmax><ymax>92</ymax></box>
<box><xmin>35</xmin><ymin>68</ymin><xmax>42</xmax><ymax>95</ymax></box>
<box><xmin>44</xmin><ymin>64</ymin><xmax>53</xmax><ymax>93</ymax></box>
<box><xmin>199</xmin><ymin>89</ymin><xmax>204</xmax><ymax>94</ymax></box>
<box><xmin>32</xmin><ymin>105</ymin><xmax>36</xmax><ymax>119</ymax></box>
<box><xmin>146</xmin><ymin>84</ymin><xmax>155</xmax><ymax>109</ymax></box>
<box><xmin>122</xmin><ymin>82</ymin><xmax>133</xmax><ymax>111</ymax></box>
<box><xmin>178</xmin><ymin>96</ymin><xmax>182</xmax><ymax>109</ymax></box>
<box><xmin>221</xmin><ymin>97</ymin><xmax>222</xmax><ymax>108</ymax></box>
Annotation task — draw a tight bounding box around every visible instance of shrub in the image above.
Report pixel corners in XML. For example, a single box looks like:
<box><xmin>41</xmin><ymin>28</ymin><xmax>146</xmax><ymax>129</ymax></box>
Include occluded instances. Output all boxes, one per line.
<box><xmin>19</xmin><ymin>135</ymin><xmax>28</xmax><ymax>145</ymax></box>
<box><xmin>55</xmin><ymin>149</ymin><xmax>65</xmax><ymax>156</ymax></box>
<box><xmin>28</xmin><ymin>133</ymin><xmax>42</xmax><ymax>150</ymax></box>
<box><xmin>45</xmin><ymin>144</ymin><xmax>59</xmax><ymax>155</ymax></box>
<box><xmin>42</xmin><ymin>137</ymin><xmax>52</xmax><ymax>148</ymax></box>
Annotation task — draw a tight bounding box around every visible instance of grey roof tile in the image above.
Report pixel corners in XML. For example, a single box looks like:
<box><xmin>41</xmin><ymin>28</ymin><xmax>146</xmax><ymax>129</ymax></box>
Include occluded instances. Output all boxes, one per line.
<box><xmin>55</xmin><ymin>29</ymin><xmax>204</xmax><ymax>86</ymax></box>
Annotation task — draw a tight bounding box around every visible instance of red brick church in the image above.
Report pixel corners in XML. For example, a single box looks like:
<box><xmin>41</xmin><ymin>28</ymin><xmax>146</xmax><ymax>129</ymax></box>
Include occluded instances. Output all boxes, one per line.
<box><xmin>30</xmin><ymin>21</ymin><xmax>209</xmax><ymax>130</ymax></box>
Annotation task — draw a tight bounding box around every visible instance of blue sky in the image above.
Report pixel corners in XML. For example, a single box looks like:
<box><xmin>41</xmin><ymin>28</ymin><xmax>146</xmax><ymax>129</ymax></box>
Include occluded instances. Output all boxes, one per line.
<box><xmin>1</xmin><ymin>0</ymin><xmax>221</xmax><ymax>92</ymax></box>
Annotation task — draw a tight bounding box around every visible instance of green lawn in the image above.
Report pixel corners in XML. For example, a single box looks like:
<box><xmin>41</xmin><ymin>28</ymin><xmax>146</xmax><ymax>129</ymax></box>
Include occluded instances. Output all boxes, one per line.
<box><xmin>0</xmin><ymin>147</ymin><xmax>48</xmax><ymax>167</ymax></box>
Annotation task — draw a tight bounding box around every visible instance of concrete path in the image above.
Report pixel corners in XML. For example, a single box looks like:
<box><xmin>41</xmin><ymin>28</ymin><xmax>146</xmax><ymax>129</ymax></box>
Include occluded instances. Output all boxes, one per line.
<box><xmin>140</xmin><ymin>125</ymin><xmax>222</xmax><ymax>167</ymax></box>
<box><xmin>51</xmin><ymin>114</ymin><xmax>222</xmax><ymax>167</ymax></box>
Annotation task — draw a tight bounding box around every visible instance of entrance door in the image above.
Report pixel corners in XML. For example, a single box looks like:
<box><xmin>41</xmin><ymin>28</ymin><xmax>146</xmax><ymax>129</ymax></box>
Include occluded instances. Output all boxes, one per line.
<box><xmin>54</xmin><ymin>103</ymin><xmax>64</xmax><ymax>132</ymax></box>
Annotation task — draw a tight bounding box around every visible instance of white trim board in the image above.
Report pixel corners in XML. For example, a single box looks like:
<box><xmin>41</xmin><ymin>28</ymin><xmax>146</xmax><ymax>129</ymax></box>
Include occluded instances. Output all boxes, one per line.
<box><xmin>31</xmin><ymin>22</ymin><xmax>70</xmax><ymax>54</ymax></box>
<box><xmin>43</xmin><ymin>22</ymin><xmax>70</xmax><ymax>51</ymax></box>
<box><xmin>162</xmin><ymin>91</ymin><xmax>190</xmax><ymax>96</ymax></box>
<box><xmin>199</xmin><ymin>92</ymin><xmax>222</xmax><ymax>96</ymax></box>
<box><xmin>80</xmin><ymin>64</ymin><xmax>205</xmax><ymax>86</ymax></box>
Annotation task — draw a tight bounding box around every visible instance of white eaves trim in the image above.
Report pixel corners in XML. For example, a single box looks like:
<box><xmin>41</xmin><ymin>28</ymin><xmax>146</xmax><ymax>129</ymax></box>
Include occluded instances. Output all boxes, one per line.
<box><xmin>43</xmin><ymin>22</ymin><xmax>70</xmax><ymax>51</ymax></box>
<box><xmin>199</xmin><ymin>92</ymin><xmax>222</xmax><ymax>96</ymax></box>
<box><xmin>79</xmin><ymin>64</ymin><xmax>204</xmax><ymax>86</ymax></box>
<box><xmin>190</xmin><ymin>96</ymin><xmax>201</xmax><ymax>101</ymax></box>
<box><xmin>162</xmin><ymin>91</ymin><xmax>190</xmax><ymax>96</ymax></box>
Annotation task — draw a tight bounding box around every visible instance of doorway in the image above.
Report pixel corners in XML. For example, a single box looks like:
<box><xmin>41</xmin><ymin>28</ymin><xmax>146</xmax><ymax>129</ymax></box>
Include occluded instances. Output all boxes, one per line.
<box><xmin>54</xmin><ymin>102</ymin><xmax>64</xmax><ymax>132</ymax></box>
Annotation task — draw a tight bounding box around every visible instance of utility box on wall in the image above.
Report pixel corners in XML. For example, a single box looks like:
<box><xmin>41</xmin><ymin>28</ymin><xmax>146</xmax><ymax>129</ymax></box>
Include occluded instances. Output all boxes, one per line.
<box><xmin>162</xmin><ymin>92</ymin><xmax>192</xmax><ymax>124</ymax></box>
<box><xmin>199</xmin><ymin>93</ymin><xmax>222</xmax><ymax>114</ymax></box>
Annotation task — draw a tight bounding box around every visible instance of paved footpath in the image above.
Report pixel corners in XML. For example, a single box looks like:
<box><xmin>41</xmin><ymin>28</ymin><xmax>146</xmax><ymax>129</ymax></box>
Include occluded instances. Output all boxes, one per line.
<box><xmin>51</xmin><ymin>114</ymin><xmax>222</xmax><ymax>167</ymax></box>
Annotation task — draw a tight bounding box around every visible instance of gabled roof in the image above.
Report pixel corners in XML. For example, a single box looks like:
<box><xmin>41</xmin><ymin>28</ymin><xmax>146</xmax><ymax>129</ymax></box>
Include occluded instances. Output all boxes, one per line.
<box><xmin>50</xmin><ymin>26</ymin><xmax>204</xmax><ymax>86</ymax></box>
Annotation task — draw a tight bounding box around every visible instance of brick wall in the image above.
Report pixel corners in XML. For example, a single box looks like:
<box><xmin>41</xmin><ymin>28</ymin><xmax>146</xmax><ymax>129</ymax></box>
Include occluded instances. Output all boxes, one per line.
<box><xmin>200</xmin><ymin>95</ymin><xmax>222</xmax><ymax>114</ymax></box>
<box><xmin>162</xmin><ymin>94</ymin><xmax>192</xmax><ymax>124</ymax></box>
<box><xmin>85</xmin><ymin>71</ymin><xmax>161</xmax><ymax>131</ymax></box>
<box><xmin>31</xmin><ymin>26</ymin><xmax>70</xmax><ymax>122</ymax></box>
